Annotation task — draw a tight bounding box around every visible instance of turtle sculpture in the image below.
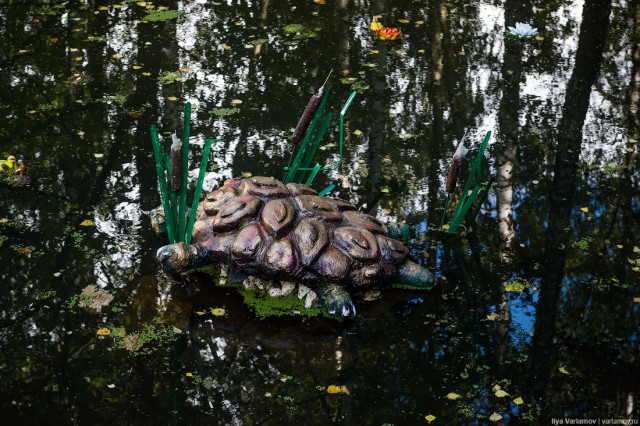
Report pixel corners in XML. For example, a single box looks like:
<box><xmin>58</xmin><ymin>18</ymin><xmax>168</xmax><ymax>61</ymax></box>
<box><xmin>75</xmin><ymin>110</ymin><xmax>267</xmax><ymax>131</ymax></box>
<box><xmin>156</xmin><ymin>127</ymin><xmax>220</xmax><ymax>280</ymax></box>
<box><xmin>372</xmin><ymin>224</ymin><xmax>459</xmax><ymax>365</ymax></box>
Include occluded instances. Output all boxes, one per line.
<box><xmin>156</xmin><ymin>176</ymin><xmax>435</xmax><ymax>317</ymax></box>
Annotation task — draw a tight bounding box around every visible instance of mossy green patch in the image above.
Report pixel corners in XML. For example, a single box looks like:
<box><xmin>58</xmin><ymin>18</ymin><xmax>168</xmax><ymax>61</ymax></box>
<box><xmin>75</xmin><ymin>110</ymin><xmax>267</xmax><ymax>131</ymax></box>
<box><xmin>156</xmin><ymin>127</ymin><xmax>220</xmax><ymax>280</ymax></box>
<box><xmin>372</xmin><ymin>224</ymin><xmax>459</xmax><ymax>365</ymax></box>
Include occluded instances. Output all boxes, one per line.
<box><xmin>238</xmin><ymin>288</ymin><xmax>323</xmax><ymax>319</ymax></box>
<box><xmin>144</xmin><ymin>10</ymin><xmax>179</xmax><ymax>22</ymax></box>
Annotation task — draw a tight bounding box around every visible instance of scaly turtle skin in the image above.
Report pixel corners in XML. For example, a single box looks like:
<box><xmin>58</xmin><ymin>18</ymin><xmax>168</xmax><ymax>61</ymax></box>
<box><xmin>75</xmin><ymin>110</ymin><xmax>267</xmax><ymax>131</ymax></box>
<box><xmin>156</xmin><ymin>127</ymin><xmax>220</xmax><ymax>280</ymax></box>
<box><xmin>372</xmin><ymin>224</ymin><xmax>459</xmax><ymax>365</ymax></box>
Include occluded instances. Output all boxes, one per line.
<box><xmin>156</xmin><ymin>176</ymin><xmax>435</xmax><ymax>317</ymax></box>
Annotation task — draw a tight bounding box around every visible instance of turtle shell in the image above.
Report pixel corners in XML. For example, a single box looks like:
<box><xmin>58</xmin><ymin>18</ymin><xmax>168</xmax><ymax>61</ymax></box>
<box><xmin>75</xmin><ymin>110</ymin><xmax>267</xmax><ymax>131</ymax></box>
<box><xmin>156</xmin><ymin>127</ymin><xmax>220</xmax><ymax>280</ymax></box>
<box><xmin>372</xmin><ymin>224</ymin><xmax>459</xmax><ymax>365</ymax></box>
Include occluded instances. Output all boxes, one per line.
<box><xmin>191</xmin><ymin>176</ymin><xmax>410</xmax><ymax>289</ymax></box>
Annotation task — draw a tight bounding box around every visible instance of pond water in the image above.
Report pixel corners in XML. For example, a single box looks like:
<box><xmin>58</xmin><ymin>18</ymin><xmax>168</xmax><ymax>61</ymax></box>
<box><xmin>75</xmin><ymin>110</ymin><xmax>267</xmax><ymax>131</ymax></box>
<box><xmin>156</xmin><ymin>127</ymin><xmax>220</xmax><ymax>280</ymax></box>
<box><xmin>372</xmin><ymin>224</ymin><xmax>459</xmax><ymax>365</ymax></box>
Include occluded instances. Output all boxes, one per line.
<box><xmin>1</xmin><ymin>0</ymin><xmax>639</xmax><ymax>424</ymax></box>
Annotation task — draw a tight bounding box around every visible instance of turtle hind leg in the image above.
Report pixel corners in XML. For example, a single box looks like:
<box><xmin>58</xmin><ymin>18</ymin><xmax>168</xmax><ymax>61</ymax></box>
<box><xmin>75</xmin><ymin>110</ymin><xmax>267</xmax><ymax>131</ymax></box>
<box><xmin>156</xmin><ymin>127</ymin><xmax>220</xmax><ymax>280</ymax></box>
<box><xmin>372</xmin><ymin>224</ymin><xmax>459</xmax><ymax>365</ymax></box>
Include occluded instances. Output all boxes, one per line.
<box><xmin>321</xmin><ymin>284</ymin><xmax>356</xmax><ymax>317</ymax></box>
<box><xmin>398</xmin><ymin>260</ymin><xmax>435</xmax><ymax>290</ymax></box>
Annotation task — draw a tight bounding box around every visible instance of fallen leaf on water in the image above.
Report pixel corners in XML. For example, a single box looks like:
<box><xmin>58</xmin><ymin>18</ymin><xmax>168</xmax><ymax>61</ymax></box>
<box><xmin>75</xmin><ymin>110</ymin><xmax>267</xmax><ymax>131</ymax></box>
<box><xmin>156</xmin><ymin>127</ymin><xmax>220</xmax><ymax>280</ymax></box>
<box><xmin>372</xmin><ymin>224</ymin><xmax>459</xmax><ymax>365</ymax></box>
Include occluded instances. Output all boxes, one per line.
<box><xmin>112</xmin><ymin>53</ymin><xmax>123</xmax><ymax>59</ymax></box>
<box><xmin>142</xmin><ymin>72</ymin><xmax>152</xmax><ymax>76</ymax></box>
<box><xmin>446</xmin><ymin>392</ymin><xmax>461</xmax><ymax>400</ymax></box>
<box><xmin>97</xmin><ymin>328</ymin><xmax>111</xmax><ymax>336</ymax></box>
<box><xmin>210</xmin><ymin>308</ymin><xmax>226</xmax><ymax>316</ymax></box>
<box><xmin>19</xmin><ymin>49</ymin><xmax>29</xmax><ymax>54</ymax></box>
<box><xmin>399</xmin><ymin>133</ymin><xmax>413</xmax><ymax>139</ymax></box>
<box><xmin>0</xmin><ymin>218</ymin><xmax>9</xmax><ymax>223</ymax></box>
<box><xmin>559</xmin><ymin>365</ymin><xmax>570</xmax><ymax>375</ymax></box>
<box><xmin>353</xmin><ymin>129</ymin><xmax>363</xmax><ymax>136</ymax></box>
<box><xmin>132</xmin><ymin>65</ymin><xmax>143</xmax><ymax>70</ymax></box>
<box><xmin>458</xmin><ymin>51</ymin><xmax>466</xmax><ymax>56</ymax></box>
<box><xmin>195</xmin><ymin>311</ymin><xmax>205</xmax><ymax>316</ymax></box>
<box><xmin>326</xmin><ymin>385</ymin><xmax>349</xmax><ymax>394</ymax></box>
<box><xmin>513</xmin><ymin>396</ymin><xmax>524</xmax><ymax>405</ymax></box>
<box><xmin>242</xmin><ymin>172</ymin><xmax>252</xmax><ymax>178</ymax></box>
<box><xmin>580</xmin><ymin>207</ymin><xmax>589</xmax><ymax>213</ymax></box>
<box><xmin>50</xmin><ymin>38</ymin><xmax>59</xmax><ymax>43</ymax></box>
<box><xmin>358</xmin><ymin>71</ymin><xmax>365</xmax><ymax>75</ymax></box>
<box><xmin>398</xmin><ymin>19</ymin><xmax>410</xmax><ymax>24</ymax></box>
<box><xmin>633</xmin><ymin>297</ymin><xmax>640</xmax><ymax>303</ymax></box>
<box><xmin>80</xmin><ymin>219</ymin><xmax>94</xmax><ymax>226</ymax></box>
<box><xmin>224</xmin><ymin>45</ymin><xmax>232</xmax><ymax>50</ymax></box>
<box><xmin>16</xmin><ymin>246</ymin><xmax>33</xmax><ymax>255</ymax></box>
<box><xmin>495</xmin><ymin>389</ymin><xmax>509</xmax><ymax>398</ymax></box>
<box><xmin>231</xmin><ymin>99</ymin><xmax>242</xmax><ymax>105</ymax></box>
<box><xmin>425</xmin><ymin>414</ymin><xmax>436</xmax><ymax>423</ymax></box>
<box><xmin>107</xmin><ymin>383</ymin><xmax>115</xmax><ymax>388</ymax></box>
<box><xmin>380</xmin><ymin>187</ymin><xmax>390</xmax><ymax>193</ymax></box>
<box><xmin>75</xmin><ymin>56</ymin><xmax>83</xmax><ymax>61</ymax></box>
<box><xmin>185</xmin><ymin>372</ymin><xmax>193</xmax><ymax>377</ymax></box>
<box><xmin>486</xmin><ymin>313</ymin><xmax>499</xmax><ymax>321</ymax></box>
<box><xmin>489</xmin><ymin>412</ymin><xmax>503</xmax><ymax>422</ymax></box>
<box><xmin>70</xmin><ymin>47</ymin><xmax>78</xmax><ymax>52</ymax></box>
<box><xmin>313</xmin><ymin>0</ymin><xmax>326</xmax><ymax>4</ymax></box>
<box><xmin>532</xmin><ymin>180</ymin><xmax>540</xmax><ymax>184</ymax></box>
<box><xmin>418</xmin><ymin>49</ymin><xmax>425</xmax><ymax>53</ymax></box>
<box><xmin>167</xmin><ymin>96</ymin><xmax>178</xmax><ymax>101</ymax></box>
<box><xmin>370</xmin><ymin>49</ymin><xmax>379</xmax><ymax>54</ymax></box>
<box><xmin>535</xmin><ymin>36</ymin><xmax>544</xmax><ymax>41</ymax></box>
<box><xmin>415</xmin><ymin>20</ymin><xmax>425</xmax><ymax>25</ymax></box>
<box><xmin>78</xmin><ymin>284</ymin><xmax>114</xmax><ymax>312</ymax></box>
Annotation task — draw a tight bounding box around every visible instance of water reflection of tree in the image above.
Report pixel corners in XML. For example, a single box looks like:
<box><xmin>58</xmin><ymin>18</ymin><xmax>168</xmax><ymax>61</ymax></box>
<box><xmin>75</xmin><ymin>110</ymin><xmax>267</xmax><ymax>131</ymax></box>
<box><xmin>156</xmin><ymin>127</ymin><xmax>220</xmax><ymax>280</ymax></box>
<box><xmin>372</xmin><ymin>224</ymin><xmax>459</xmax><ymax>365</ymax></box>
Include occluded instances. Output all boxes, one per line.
<box><xmin>529</xmin><ymin>0</ymin><xmax>613</xmax><ymax>414</ymax></box>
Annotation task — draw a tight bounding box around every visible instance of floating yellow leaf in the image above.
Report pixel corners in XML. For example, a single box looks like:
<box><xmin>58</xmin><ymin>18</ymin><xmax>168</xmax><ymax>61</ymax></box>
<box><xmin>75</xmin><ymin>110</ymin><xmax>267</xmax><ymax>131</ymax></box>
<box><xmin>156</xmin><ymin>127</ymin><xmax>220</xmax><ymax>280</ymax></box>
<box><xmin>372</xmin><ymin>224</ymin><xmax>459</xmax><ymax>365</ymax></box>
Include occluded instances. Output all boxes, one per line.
<box><xmin>73</xmin><ymin>28</ymin><xmax>82</xmax><ymax>32</ymax></box>
<box><xmin>513</xmin><ymin>396</ymin><xmax>524</xmax><ymax>405</ymax></box>
<box><xmin>446</xmin><ymin>392</ymin><xmax>461</xmax><ymax>400</ymax></box>
<box><xmin>242</xmin><ymin>172</ymin><xmax>252</xmax><ymax>178</ymax></box>
<box><xmin>580</xmin><ymin>207</ymin><xmax>589</xmax><ymax>213</ymax></box>
<box><xmin>532</xmin><ymin>179</ymin><xmax>540</xmax><ymax>184</ymax></box>
<box><xmin>234</xmin><ymin>21</ymin><xmax>243</xmax><ymax>26</ymax></box>
<box><xmin>353</xmin><ymin>129</ymin><xmax>363</xmax><ymax>136</ymax></box>
<box><xmin>559</xmin><ymin>365</ymin><xmax>570</xmax><ymax>375</ymax></box>
<box><xmin>112</xmin><ymin>53</ymin><xmax>123</xmax><ymax>59</ymax></box>
<box><xmin>80</xmin><ymin>219</ymin><xmax>94</xmax><ymax>226</ymax></box>
<box><xmin>313</xmin><ymin>0</ymin><xmax>326</xmax><ymax>4</ymax></box>
<box><xmin>224</xmin><ymin>45</ymin><xmax>232</xmax><ymax>50</ymax></box>
<box><xmin>210</xmin><ymin>308</ymin><xmax>226</xmax><ymax>316</ymax></box>
<box><xmin>50</xmin><ymin>37</ymin><xmax>59</xmax><ymax>43</ymax></box>
<box><xmin>195</xmin><ymin>311</ymin><xmax>205</xmax><ymax>316</ymax></box>
<box><xmin>19</xmin><ymin>49</ymin><xmax>29</xmax><ymax>54</ymax></box>
<box><xmin>380</xmin><ymin>187</ymin><xmax>390</xmax><ymax>193</ymax></box>
<box><xmin>486</xmin><ymin>313</ymin><xmax>499</xmax><ymax>321</ymax></box>
<box><xmin>425</xmin><ymin>414</ymin><xmax>436</xmax><ymax>423</ymax></box>
<box><xmin>342</xmin><ymin>69</ymin><xmax>350</xmax><ymax>75</ymax></box>
<box><xmin>415</xmin><ymin>20</ymin><xmax>424</xmax><ymax>25</ymax></box>
<box><xmin>0</xmin><ymin>218</ymin><xmax>8</xmax><ymax>223</ymax></box>
<box><xmin>417</xmin><ymin>49</ymin><xmax>425</xmax><ymax>53</ymax></box>
<box><xmin>370</xmin><ymin>49</ymin><xmax>379</xmax><ymax>54</ymax></box>
<box><xmin>99</xmin><ymin>6</ymin><xmax>108</xmax><ymax>10</ymax></box>
<box><xmin>358</xmin><ymin>71</ymin><xmax>366</xmax><ymax>75</ymax></box>
<box><xmin>167</xmin><ymin>96</ymin><xmax>178</xmax><ymax>101</ymax></box>
<box><xmin>397</xmin><ymin>19</ymin><xmax>410</xmax><ymax>24</ymax></box>
<box><xmin>70</xmin><ymin>47</ymin><xmax>78</xmax><ymax>52</ymax></box>
<box><xmin>97</xmin><ymin>327</ymin><xmax>111</xmax><ymax>336</ymax></box>
<box><xmin>133</xmin><ymin>65</ymin><xmax>143</xmax><ymax>70</ymax></box>
<box><xmin>617</xmin><ymin>244</ymin><xmax>623</xmax><ymax>249</ymax></box>
<box><xmin>231</xmin><ymin>99</ymin><xmax>242</xmax><ymax>105</ymax></box>
<box><xmin>75</xmin><ymin>56</ymin><xmax>83</xmax><ymax>61</ymax></box>
<box><xmin>326</xmin><ymin>385</ymin><xmax>349</xmax><ymax>394</ymax></box>
<box><xmin>370</xmin><ymin>17</ymin><xmax>383</xmax><ymax>31</ymax></box>
<box><xmin>185</xmin><ymin>372</ymin><xmax>193</xmax><ymax>377</ymax></box>
<box><xmin>142</xmin><ymin>72</ymin><xmax>152</xmax><ymax>76</ymax></box>
<box><xmin>489</xmin><ymin>412</ymin><xmax>503</xmax><ymax>422</ymax></box>
<box><xmin>458</xmin><ymin>51</ymin><xmax>466</xmax><ymax>56</ymax></box>
<box><xmin>495</xmin><ymin>389</ymin><xmax>509</xmax><ymax>398</ymax></box>
<box><xmin>633</xmin><ymin>297</ymin><xmax>640</xmax><ymax>303</ymax></box>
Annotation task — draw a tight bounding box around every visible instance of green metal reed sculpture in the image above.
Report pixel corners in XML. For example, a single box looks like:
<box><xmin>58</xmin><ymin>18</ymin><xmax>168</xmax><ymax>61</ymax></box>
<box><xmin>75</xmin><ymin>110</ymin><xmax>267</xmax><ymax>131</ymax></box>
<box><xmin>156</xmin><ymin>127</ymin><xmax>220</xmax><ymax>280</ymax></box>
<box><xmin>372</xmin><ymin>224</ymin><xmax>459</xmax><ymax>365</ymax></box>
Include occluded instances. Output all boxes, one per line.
<box><xmin>439</xmin><ymin>131</ymin><xmax>493</xmax><ymax>234</ymax></box>
<box><xmin>283</xmin><ymin>89</ymin><xmax>357</xmax><ymax>195</ymax></box>
<box><xmin>150</xmin><ymin>102</ymin><xmax>222</xmax><ymax>244</ymax></box>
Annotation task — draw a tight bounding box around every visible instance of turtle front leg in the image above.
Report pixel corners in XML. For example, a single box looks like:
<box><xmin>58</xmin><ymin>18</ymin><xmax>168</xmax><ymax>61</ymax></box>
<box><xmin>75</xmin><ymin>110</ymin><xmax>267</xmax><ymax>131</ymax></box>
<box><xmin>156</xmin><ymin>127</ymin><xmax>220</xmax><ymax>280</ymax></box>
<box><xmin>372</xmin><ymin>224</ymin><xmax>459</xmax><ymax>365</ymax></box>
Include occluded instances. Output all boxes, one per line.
<box><xmin>398</xmin><ymin>260</ymin><xmax>435</xmax><ymax>290</ymax></box>
<box><xmin>321</xmin><ymin>284</ymin><xmax>356</xmax><ymax>318</ymax></box>
<box><xmin>156</xmin><ymin>242</ymin><xmax>205</xmax><ymax>273</ymax></box>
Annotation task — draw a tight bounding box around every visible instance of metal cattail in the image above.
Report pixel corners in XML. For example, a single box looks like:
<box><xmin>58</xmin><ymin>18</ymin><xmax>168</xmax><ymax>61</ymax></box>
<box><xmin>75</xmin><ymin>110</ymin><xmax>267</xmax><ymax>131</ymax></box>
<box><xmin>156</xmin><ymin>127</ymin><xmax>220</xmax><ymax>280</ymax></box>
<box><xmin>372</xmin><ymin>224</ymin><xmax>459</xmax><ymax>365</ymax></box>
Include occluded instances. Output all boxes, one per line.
<box><xmin>170</xmin><ymin>132</ymin><xmax>181</xmax><ymax>193</ymax></box>
<box><xmin>291</xmin><ymin>70</ymin><xmax>333</xmax><ymax>145</ymax></box>
<box><xmin>446</xmin><ymin>140</ymin><xmax>469</xmax><ymax>194</ymax></box>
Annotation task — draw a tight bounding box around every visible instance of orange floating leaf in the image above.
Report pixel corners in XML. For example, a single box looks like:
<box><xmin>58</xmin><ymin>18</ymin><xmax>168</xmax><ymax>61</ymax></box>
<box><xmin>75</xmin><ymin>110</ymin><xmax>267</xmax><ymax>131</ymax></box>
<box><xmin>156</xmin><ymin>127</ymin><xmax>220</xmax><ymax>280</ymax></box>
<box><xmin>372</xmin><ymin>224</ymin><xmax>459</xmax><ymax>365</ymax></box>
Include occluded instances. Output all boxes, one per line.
<box><xmin>97</xmin><ymin>327</ymin><xmax>111</xmax><ymax>336</ymax></box>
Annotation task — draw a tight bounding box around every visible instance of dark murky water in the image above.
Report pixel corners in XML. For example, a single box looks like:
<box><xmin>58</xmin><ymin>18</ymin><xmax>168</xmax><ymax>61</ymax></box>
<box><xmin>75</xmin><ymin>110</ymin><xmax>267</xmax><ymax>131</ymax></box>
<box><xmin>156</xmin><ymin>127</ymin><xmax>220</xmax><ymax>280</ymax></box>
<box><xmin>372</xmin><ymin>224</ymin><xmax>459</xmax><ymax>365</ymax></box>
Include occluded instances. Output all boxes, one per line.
<box><xmin>1</xmin><ymin>0</ymin><xmax>639</xmax><ymax>424</ymax></box>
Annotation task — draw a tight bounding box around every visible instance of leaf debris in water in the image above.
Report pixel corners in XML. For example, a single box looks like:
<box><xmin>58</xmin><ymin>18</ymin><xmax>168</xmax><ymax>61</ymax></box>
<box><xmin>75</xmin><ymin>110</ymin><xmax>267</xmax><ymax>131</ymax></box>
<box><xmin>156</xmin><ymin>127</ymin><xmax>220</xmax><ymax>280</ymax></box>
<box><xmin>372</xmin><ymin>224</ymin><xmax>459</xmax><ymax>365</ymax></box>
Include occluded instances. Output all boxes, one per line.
<box><xmin>446</xmin><ymin>392</ymin><xmax>461</xmax><ymax>400</ymax></box>
<box><xmin>97</xmin><ymin>327</ymin><xmax>111</xmax><ymax>336</ymax></box>
<box><xmin>326</xmin><ymin>385</ymin><xmax>349</xmax><ymax>394</ymax></box>
<box><xmin>489</xmin><ymin>413</ymin><xmax>503</xmax><ymax>422</ymax></box>
<box><xmin>144</xmin><ymin>10</ymin><xmax>179</xmax><ymax>22</ymax></box>
<box><xmin>425</xmin><ymin>414</ymin><xmax>436</xmax><ymax>423</ymax></box>
<box><xmin>513</xmin><ymin>396</ymin><xmax>524</xmax><ymax>405</ymax></box>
